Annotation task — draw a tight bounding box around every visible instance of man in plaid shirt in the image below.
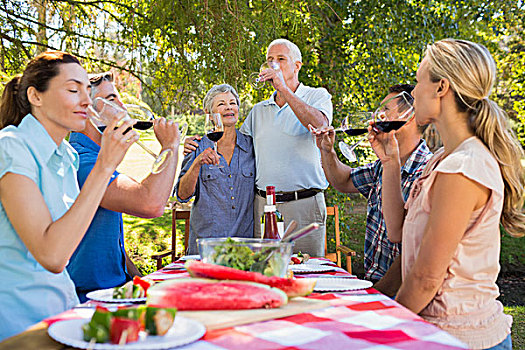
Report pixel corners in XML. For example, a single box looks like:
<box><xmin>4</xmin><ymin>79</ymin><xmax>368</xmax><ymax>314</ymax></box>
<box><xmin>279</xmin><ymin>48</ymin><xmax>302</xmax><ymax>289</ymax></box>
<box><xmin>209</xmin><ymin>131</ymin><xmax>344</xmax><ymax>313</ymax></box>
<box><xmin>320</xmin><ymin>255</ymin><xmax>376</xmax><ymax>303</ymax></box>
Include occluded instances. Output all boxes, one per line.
<box><xmin>313</xmin><ymin>84</ymin><xmax>433</xmax><ymax>288</ymax></box>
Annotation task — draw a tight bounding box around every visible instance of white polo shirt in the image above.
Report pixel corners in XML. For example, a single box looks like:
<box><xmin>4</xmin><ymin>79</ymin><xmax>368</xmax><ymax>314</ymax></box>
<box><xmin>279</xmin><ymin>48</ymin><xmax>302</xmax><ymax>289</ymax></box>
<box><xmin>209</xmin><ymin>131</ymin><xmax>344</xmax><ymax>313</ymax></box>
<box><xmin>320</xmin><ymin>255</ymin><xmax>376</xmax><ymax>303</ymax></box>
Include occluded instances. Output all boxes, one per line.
<box><xmin>240</xmin><ymin>83</ymin><xmax>333</xmax><ymax>192</ymax></box>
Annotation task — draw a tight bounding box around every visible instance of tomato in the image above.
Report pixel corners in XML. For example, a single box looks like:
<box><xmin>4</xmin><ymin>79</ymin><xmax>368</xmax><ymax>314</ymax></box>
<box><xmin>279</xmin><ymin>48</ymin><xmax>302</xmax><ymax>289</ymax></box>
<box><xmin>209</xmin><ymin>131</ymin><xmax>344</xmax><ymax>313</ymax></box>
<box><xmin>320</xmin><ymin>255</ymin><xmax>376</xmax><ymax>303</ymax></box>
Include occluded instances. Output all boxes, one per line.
<box><xmin>109</xmin><ymin>317</ymin><xmax>140</xmax><ymax>344</ymax></box>
<box><xmin>133</xmin><ymin>276</ymin><xmax>152</xmax><ymax>294</ymax></box>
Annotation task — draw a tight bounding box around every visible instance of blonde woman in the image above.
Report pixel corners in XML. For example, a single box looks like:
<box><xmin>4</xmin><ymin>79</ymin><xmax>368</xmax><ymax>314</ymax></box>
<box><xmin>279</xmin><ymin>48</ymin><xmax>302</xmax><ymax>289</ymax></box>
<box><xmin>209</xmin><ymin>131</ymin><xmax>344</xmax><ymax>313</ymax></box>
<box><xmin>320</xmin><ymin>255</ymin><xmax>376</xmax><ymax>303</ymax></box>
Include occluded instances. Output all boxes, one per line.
<box><xmin>371</xmin><ymin>39</ymin><xmax>524</xmax><ymax>349</ymax></box>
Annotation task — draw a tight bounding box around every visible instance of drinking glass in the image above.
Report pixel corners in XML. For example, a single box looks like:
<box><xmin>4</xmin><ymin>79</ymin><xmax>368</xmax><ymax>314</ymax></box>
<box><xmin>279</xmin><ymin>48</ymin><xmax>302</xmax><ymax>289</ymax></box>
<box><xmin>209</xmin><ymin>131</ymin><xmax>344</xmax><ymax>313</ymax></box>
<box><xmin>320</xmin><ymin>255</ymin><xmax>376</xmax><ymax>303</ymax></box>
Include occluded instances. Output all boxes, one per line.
<box><xmin>205</xmin><ymin>113</ymin><xmax>224</xmax><ymax>169</ymax></box>
<box><xmin>372</xmin><ymin>91</ymin><xmax>415</xmax><ymax>132</ymax></box>
<box><xmin>249</xmin><ymin>61</ymin><xmax>280</xmax><ymax>89</ymax></box>
<box><xmin>336</xmin><ymin>111</ymin><xmax>373</xmax><ymax>162</ymax></box>
<box><xmin>88</xmin><ymin>98</ymin><xmax>177</xmax><ymax>174</ymax></box>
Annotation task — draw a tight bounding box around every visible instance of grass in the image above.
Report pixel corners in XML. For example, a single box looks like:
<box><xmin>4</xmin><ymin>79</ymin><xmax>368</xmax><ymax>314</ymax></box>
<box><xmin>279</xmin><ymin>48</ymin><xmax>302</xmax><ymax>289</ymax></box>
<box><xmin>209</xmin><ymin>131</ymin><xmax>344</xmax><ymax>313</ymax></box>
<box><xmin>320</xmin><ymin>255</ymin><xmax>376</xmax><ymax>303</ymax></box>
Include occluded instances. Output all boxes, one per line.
<box><xmin>505</xmin><ymin>306</ymin><xmax>524</xmax><ymax>349</ymax></box>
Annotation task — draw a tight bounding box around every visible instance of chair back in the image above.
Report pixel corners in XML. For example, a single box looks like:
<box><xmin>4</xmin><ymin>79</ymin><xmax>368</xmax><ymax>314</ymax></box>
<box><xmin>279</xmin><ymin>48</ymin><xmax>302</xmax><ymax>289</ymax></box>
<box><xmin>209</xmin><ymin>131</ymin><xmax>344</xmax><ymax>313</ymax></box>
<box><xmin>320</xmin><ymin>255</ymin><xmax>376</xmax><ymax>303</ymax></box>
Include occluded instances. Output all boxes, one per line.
<box><xmin>325</xmin><ymin>205</ymin><xmax>341</xmax><ymax>267</ymax></box>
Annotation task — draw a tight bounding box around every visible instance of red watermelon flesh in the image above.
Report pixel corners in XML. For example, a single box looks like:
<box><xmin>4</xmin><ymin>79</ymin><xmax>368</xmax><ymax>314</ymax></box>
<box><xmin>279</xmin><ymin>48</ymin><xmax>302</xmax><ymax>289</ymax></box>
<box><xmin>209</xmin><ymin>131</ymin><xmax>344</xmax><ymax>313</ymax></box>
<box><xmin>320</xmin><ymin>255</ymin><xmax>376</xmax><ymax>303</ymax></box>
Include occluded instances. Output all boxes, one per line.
<box><xmin>185</xmin><ymin>260</ymin><xmax>316</xmax><ymax>298</ymax></box>
<box><xmin>147</xmin><ymin>278</ymin><xmax>287</xmax><ymax>310</ymax></box>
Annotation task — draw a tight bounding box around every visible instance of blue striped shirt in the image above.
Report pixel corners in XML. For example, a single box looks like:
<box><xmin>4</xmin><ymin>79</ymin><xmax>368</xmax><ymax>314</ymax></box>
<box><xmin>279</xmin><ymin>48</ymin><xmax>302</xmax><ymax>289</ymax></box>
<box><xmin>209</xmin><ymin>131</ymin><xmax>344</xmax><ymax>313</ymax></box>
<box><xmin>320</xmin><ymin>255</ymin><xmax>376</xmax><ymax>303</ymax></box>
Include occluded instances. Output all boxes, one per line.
<box><xmin>351</xmin><ymin>140</ymin><xmax>432</xmax><ymax>281</ymax></box>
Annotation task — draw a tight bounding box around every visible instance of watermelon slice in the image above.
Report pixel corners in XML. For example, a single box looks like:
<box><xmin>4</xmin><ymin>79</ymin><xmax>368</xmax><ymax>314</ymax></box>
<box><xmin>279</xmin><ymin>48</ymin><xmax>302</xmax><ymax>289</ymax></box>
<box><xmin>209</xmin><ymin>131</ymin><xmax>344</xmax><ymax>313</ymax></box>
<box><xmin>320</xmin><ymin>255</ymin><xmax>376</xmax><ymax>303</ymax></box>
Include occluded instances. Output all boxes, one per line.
<box><xmin>185</xmin><ymin>260</ymin><xmax>316</xmax><ymax>298</ymax></box>
<box><xmin>147</xmin><ymin>278</ymin><xmax>287</xmax><ymax>310</ymax></box>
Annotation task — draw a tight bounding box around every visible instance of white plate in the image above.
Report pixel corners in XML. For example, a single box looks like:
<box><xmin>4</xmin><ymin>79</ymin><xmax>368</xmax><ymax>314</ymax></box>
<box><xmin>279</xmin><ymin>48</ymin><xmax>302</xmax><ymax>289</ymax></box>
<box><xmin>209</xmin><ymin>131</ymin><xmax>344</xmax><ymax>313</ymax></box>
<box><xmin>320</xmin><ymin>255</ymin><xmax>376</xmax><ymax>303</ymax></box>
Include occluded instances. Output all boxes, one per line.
<box><xmin>305</xmin><ymin>258</ymin><xmax>333</xmax><ymax>265</ymax></box>
<box><xmin>288</xmin><ymin>264</ymin><xmax>336</xmax><ymax>274</ymax></box>
<box><xmin>48</xmin><ymin>316</ymin><xmax>205</xmax><ymax>349</ymax></box>
<box><xmin>86</xmin><ymin>288</ymin><xmax>146</xmax><ymax>303</ymax></box>
<box><xmin>291</xmin><ymin>255</ymin><xmax>332</xmax><ymax>265</ymax></box>
<box><xmin>177</xmin><ymin>255</ymin><xmax>201</xmax><ymax>261</ymax></box>
<box><xmin>312</xmin><ymin>277</ymin><xmax>373</xmax><ymax>292</ymax></box>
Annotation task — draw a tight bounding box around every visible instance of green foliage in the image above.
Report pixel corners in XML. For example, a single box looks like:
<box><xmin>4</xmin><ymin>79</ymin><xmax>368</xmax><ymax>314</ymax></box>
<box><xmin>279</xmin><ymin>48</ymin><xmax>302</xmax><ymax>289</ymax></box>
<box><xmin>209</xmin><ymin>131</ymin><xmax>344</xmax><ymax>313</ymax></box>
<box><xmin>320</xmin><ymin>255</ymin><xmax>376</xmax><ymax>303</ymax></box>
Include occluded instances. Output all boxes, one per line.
<box><xmin>123</xmin><ymin>211</ymin><xmax>180</xmax><ymax>276</ymax></box>
<box><xmin>504</xmin><ymin>306</ymin><xmax>525</xmax><ymax>348</ymax></box>
<box><xmin>2</xmin><ymin>1</ymin><xmax>524</xmax><ymax>136</ymax></box>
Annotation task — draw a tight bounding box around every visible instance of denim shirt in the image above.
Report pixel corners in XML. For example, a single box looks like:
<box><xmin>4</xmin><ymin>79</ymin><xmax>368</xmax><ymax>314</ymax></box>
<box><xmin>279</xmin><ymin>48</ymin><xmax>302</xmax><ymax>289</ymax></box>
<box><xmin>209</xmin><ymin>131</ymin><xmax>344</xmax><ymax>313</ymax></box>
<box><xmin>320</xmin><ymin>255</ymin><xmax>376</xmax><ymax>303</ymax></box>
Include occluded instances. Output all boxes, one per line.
<box><xmin>176</xmin><ymin>130</ymin><xmax>255</xmax><ymax>254</ymax></box>
<box><xmin>0</xmin><ymin>115</ymin><xmax>80</xmax><ymax>340</ymax></box>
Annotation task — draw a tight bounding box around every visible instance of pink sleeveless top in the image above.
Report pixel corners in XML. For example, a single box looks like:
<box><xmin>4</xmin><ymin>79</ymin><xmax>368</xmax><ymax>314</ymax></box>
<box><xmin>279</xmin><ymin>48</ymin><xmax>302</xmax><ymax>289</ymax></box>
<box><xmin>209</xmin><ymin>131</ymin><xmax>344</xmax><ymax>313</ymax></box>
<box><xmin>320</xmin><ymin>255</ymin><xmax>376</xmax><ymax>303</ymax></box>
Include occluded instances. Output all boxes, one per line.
<box><xmin>402</xmin><ymin>137</ymin><xmax>512</xmax><ymax>349</ymax></box>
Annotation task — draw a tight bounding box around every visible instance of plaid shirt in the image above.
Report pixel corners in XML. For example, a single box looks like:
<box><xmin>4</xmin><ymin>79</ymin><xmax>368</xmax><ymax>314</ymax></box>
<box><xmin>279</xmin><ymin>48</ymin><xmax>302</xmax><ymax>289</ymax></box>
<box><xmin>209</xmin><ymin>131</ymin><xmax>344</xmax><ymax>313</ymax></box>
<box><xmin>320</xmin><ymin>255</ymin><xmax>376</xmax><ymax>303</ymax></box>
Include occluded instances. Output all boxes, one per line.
<box><xmin>351</xmin><ymin>140</ymin><xmax>432</xmax><ymax>281</ymax></box>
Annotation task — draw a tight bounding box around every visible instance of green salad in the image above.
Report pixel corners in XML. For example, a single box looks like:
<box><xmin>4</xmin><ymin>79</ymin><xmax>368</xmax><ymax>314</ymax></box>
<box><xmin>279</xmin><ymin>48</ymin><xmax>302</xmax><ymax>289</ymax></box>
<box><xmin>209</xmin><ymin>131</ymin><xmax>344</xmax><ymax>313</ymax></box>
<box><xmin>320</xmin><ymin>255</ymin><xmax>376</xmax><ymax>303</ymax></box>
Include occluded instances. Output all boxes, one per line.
<box><xmin>211</xmin><ymin>238</ymin><xmax>285</xmax><ymax>276</ymax></box>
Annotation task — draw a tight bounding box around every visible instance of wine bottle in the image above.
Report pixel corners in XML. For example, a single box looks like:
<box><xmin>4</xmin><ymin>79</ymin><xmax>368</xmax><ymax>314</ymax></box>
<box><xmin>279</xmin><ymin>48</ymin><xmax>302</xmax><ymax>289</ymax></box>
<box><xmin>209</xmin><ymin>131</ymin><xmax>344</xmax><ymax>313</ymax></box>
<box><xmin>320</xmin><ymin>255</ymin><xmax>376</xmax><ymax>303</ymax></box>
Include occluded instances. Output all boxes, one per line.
<box><xmin>261</xmin><ymin>186</ymin><xmax>285</xmax><ymax>239</ymax></box>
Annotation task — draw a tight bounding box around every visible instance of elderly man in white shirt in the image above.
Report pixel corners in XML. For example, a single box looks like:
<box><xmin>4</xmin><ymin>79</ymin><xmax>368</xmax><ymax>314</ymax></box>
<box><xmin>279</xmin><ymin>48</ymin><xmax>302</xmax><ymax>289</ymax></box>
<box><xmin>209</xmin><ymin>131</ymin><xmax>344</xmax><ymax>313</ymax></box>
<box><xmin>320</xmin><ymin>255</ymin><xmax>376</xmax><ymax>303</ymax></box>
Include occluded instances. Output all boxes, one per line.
<box><xmin>240</xmin><ymin>39</ymin><xmax>333</xmax><ymax>256</ymax></box>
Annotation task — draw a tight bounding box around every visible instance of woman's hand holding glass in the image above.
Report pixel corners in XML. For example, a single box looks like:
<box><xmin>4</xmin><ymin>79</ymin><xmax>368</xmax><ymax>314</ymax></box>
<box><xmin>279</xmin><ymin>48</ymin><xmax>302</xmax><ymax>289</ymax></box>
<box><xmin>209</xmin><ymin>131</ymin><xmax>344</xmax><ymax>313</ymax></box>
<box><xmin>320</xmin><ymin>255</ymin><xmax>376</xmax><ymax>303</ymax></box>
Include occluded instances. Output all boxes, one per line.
<box><xmin>97</xmin><ymin>117</ymin><xmax>139</xmax><ymax>172</ymax></box>
<box><xmin>204</xmin><ymin>113</ymin><xmax>224</xmax><ymax>169</ymax></box>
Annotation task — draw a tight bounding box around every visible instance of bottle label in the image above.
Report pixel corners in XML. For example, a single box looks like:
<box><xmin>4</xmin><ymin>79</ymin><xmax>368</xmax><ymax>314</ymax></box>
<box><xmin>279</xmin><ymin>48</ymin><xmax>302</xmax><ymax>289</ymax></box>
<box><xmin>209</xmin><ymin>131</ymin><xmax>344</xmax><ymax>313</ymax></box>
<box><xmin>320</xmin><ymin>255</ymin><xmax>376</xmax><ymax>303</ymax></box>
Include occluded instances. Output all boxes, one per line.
<box><xmin>277</xmin><ymin>222</ymin><xmax>284</xmax><ymax>237</ymax></box>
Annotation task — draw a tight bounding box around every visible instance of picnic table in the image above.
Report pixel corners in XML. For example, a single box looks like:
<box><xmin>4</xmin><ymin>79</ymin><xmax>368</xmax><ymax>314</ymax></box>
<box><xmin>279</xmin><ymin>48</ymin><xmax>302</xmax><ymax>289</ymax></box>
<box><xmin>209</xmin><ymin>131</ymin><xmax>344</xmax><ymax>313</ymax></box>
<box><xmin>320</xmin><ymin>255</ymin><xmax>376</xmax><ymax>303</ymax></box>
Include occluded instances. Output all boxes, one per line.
<box><xmin>0</xmin><ymin>258</ymin><xmax>468</xmax><ymax>350</ymax></box>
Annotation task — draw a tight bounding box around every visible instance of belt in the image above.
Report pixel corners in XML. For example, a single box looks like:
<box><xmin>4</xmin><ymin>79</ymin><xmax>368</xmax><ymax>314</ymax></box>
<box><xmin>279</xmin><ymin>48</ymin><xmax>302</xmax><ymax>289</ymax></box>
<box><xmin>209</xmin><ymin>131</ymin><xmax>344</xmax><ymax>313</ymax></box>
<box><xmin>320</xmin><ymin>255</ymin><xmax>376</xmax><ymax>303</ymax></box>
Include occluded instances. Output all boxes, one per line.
<box><xmin>255</xmin><ymin>188</ymin><xmax>323</xmax><ymax>202</ymax></box>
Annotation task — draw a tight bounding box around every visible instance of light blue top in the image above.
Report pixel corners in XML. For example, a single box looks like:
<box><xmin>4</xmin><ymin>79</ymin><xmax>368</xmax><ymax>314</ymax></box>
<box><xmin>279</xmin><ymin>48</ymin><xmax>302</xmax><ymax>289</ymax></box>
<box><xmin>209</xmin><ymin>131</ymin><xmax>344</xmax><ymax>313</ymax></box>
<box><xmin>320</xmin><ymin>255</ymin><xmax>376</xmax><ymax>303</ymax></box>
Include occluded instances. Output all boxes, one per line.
<box><xmin>0</xmin><ymin>115</ymin><xmax>80</xmax><ymax>340</ymax></box>
<box><xmin>175</xmin><ymin>130</ymin><xmax>255</xmax><ymax>254</ymax></box>
<box><xmin>240</xmin><ymin>83</ymin><xmax>333</xmax><ymax>191</ymax></box>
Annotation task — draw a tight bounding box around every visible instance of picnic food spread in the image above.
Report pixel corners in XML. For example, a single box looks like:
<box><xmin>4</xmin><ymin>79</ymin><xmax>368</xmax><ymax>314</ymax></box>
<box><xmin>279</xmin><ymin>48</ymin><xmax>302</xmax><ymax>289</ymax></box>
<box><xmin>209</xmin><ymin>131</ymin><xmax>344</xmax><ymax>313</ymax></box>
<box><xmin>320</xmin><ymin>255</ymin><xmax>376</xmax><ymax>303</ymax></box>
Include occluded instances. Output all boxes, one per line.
<box><xmin>290</xmin><ymin>251</ymin><xmax>311</xmax><ymax>265</ymax></box>
<box><xmin>147</xmin><ymin>278</ymin><xmax>288</xmax><ymax>310</ymax></box>
<box><xmin>112</xmin><ymin>276</ymin><xmax>154</xmax><ymax>299</ymax></box>
<box><xmin>186</xmin><ymin>260</ymin><xmax>315</xmax><ymax>298</ymax></box>
<box><xmin>205</xmin><ymin>237</ymin><xmax>289</xmax><ymax>276</ymax></box>
<box><xmin>82</xmin><ymin>305</ymin><xmax>176</xmax><ymax>344</ymax></box>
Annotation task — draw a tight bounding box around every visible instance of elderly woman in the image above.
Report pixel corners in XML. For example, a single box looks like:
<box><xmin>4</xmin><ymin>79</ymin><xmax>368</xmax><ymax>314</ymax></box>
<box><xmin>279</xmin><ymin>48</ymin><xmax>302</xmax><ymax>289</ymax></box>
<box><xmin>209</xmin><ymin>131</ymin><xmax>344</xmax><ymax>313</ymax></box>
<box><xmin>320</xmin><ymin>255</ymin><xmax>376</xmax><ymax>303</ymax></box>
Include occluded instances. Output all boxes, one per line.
<box><xmin>176</xmin><ymin>84</ymin><xmax>255</xmax><ymax>254</ymax></box>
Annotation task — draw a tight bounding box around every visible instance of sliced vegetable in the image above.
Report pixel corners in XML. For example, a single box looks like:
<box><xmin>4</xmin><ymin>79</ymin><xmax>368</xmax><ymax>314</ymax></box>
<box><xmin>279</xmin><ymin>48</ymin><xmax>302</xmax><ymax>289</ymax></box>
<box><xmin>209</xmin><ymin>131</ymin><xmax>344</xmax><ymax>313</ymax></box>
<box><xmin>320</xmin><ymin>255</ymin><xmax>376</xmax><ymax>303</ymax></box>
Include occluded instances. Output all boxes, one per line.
<box><xmin>110</xmin><ymin>317</ymin><xmax>140</xmax><ymax>344</ymax></box>
<box><xmin>144</xmin><ymin>307</ymin><xmax>177</xmax><ymax>335</ymax></box>
<box><xmin>82</xmin><ymin>306</ymin><xmax>111</xmax><ymax>343</ymax></box>
<box><xmin>133</xmin><ymin>276</ymin><xmax>153</xmax><ymax>294</ymax></box>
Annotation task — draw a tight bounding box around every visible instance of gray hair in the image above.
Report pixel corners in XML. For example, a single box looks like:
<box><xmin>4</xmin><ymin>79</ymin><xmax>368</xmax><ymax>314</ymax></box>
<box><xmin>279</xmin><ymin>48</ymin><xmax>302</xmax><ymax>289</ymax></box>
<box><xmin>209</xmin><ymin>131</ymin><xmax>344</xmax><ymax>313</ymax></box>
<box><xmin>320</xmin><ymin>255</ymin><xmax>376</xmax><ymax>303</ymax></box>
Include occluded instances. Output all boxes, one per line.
<box><xmin>267</xmin><ymin>39</ymin><xmax>302</xmax><ymax>63</ymax></box>
<box><xmin>203</xmin><ymin>84</ymin><xmax>240</xmax><ymax>113</ymax></box>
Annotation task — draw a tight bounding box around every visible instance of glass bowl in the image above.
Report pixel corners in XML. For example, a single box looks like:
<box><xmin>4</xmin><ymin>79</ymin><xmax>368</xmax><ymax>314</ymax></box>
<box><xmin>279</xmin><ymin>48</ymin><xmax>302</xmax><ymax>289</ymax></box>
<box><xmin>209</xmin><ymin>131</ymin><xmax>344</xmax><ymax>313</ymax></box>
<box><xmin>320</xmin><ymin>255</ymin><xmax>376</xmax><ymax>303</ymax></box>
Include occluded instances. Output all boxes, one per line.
<box><xmin>197</xmin><ymin>237</ymin><xmax>293</xmax><ymax>277</ymax></box>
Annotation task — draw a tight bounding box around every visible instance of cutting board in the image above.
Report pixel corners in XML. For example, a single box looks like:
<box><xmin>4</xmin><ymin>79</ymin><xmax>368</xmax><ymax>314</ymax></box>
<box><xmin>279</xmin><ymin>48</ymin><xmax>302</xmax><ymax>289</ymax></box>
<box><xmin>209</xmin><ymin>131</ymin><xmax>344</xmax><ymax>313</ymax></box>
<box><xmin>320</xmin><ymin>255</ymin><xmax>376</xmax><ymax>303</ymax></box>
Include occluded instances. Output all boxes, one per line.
<box><xmin>178</xmin><ymin>297</ymin><xmax>329</xmax><ymax>330</ymax></box>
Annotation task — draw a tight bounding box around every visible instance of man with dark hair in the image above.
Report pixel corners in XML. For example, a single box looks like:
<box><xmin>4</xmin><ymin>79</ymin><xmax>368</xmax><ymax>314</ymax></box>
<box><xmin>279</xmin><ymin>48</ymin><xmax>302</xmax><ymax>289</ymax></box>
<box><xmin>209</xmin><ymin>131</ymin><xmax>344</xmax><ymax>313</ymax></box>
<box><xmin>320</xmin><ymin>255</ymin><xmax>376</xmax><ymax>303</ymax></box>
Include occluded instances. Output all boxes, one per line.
<box><xmin>313</xmin><ymin>85</ymin><xmax>432</xmax><ymax>288</ymax></box>
<box><xmin>67</xmin><ymin>72</ymin><xmax>181</xmax><ymax>301</ymax></box>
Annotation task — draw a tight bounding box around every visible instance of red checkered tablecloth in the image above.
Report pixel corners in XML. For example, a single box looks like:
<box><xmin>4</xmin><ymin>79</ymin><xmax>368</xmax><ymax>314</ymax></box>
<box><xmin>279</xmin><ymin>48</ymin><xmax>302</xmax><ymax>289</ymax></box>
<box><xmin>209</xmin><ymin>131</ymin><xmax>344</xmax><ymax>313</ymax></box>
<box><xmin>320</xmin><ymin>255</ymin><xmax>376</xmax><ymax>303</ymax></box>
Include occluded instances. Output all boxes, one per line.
<box><xmin>43</xmin><ymin>259</ymin><xmax>468</xmax><ymax>349</ymax></box>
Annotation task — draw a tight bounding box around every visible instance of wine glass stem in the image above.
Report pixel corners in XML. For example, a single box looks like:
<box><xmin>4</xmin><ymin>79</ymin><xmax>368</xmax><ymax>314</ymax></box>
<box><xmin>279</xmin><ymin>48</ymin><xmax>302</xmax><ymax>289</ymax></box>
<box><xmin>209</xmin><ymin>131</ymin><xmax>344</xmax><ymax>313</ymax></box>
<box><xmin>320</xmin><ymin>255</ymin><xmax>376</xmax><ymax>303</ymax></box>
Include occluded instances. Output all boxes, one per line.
<box><xmin>350</xmin><ymin>137</ymin><xmax>366</xmax><ymax>151</ymax></box>
<box><xmin>136</xmin><ymin>140</ymin><xmax>159</xmax><ymax>159</ymax></box>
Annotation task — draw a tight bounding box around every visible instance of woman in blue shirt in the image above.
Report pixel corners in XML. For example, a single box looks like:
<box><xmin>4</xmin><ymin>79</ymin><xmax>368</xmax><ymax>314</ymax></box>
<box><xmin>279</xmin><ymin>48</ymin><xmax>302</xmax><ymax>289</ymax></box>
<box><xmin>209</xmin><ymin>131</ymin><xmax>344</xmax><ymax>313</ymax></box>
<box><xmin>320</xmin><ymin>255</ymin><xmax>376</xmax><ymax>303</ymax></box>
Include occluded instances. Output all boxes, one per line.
<box><xmin>176</xmin><ymin>84</ymin><xmax>255</xmax><ymax>254</ymax></box>
<box><xmin>0</xmin><ymin>51</ymin><xmax>137</xmax><ymax>340</ymax></box>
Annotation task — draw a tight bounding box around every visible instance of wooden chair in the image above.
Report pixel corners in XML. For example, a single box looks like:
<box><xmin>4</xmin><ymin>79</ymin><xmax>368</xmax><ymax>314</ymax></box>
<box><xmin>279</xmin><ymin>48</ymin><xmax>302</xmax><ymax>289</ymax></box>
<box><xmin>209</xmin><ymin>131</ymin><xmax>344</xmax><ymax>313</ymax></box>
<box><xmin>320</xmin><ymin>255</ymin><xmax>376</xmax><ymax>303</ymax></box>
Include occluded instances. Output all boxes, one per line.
<box><xmin>151</xmin><ymin>207</ymin><xmax>191</xmax><ymax>270</ymax></box>
<box><xmin>325</xmin><ymin>205</ymin><xmax>356</xmax><ymax>273</ymax></box>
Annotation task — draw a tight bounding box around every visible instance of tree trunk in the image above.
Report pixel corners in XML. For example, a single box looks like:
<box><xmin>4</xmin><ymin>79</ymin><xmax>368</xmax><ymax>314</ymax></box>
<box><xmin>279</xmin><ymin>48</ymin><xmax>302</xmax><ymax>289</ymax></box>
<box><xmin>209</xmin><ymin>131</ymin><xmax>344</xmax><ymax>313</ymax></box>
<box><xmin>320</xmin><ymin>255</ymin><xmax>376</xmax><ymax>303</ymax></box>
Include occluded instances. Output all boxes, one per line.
<box><xmin>32</xmin><ymin>0</ymin><xmax>48</xmax><ymax>53</ymax></box>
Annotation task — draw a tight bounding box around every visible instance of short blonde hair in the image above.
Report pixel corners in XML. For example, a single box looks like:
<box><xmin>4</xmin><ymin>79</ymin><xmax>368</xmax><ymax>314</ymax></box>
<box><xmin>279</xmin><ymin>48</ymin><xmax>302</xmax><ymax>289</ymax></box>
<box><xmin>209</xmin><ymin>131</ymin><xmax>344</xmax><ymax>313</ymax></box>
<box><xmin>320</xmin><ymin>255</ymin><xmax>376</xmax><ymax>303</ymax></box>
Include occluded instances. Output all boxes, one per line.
<box><xmin>267</xmin><ymin>39</ymin><xmax>302</xmax><ymax>63</ymax></box>
<box><xmin>426</xmin><ymin>39</ymin><xmax>525</xmax><ymax>237</ymax></box>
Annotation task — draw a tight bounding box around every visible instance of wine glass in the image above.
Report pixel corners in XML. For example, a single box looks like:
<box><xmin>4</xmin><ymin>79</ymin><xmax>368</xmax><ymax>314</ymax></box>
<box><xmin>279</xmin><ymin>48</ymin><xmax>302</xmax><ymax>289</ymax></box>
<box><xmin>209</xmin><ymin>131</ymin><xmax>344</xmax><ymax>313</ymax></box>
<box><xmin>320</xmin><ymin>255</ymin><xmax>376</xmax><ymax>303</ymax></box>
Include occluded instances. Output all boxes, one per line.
<box><xmin>88</xmin><ymin>98</ymin><xmax>174</xmax><ymax>174</ymax></box>
<box><xmin>336</xmin><ymin>111</ymin><xmax>373</xmax><ymax>163</ymax></box>
<box><xmin>204</xmin><ymin>113</ymin><xmax>224</xmax><ymax>169</ymax></box>
<box><xmin>372</xmin><ymin>91</ymin><xmax>415</xmax><ymax>133</ymax></box>
<box><xmin>249</xmin><ymin>61</ymin><xmax>280</xmax><ymax>89</ymax></box>
<box><xmin>124</xmin><ymin>104</ymin><xmax>189</xmax><ymax>140</ymax></box>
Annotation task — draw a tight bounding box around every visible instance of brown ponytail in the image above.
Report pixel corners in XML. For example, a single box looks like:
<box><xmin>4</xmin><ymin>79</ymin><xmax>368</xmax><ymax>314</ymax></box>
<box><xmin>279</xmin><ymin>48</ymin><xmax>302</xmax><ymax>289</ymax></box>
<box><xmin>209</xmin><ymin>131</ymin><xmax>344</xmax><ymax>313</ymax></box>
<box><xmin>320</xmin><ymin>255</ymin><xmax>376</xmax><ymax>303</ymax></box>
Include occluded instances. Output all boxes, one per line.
<box><xmin>0</xmin><ymin>51</ymin><xmax>81</xmax><ymax>130</ymax></box>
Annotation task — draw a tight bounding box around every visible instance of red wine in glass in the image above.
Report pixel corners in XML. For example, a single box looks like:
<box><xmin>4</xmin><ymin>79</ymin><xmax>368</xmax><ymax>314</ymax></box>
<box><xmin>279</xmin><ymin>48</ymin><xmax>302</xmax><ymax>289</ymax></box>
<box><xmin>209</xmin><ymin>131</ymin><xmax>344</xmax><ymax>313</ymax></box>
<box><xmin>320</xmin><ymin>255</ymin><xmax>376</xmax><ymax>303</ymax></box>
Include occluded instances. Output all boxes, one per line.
<box><xmin>133</xmin><ymin>120</ymin><xmax>154</xmax><ymax>130</ymax></box>
<box><xmin>342</xmin><ymin>128</ymin><xmax>368</xmax><ymax>136</ymax></box>
<box><xmin>207</xmin><ymin>131</ymin><xmax>224</xmax><ymax>142</ymax></box>
<box><xmin>97</xmin><ymin>120</ymin><xmax>153</xmax><ymax>133</ymax></box>
<box><xmin>373</xmin><ymin>121</ymin><xmax>406</xmax><ymax>133</ymax></box>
